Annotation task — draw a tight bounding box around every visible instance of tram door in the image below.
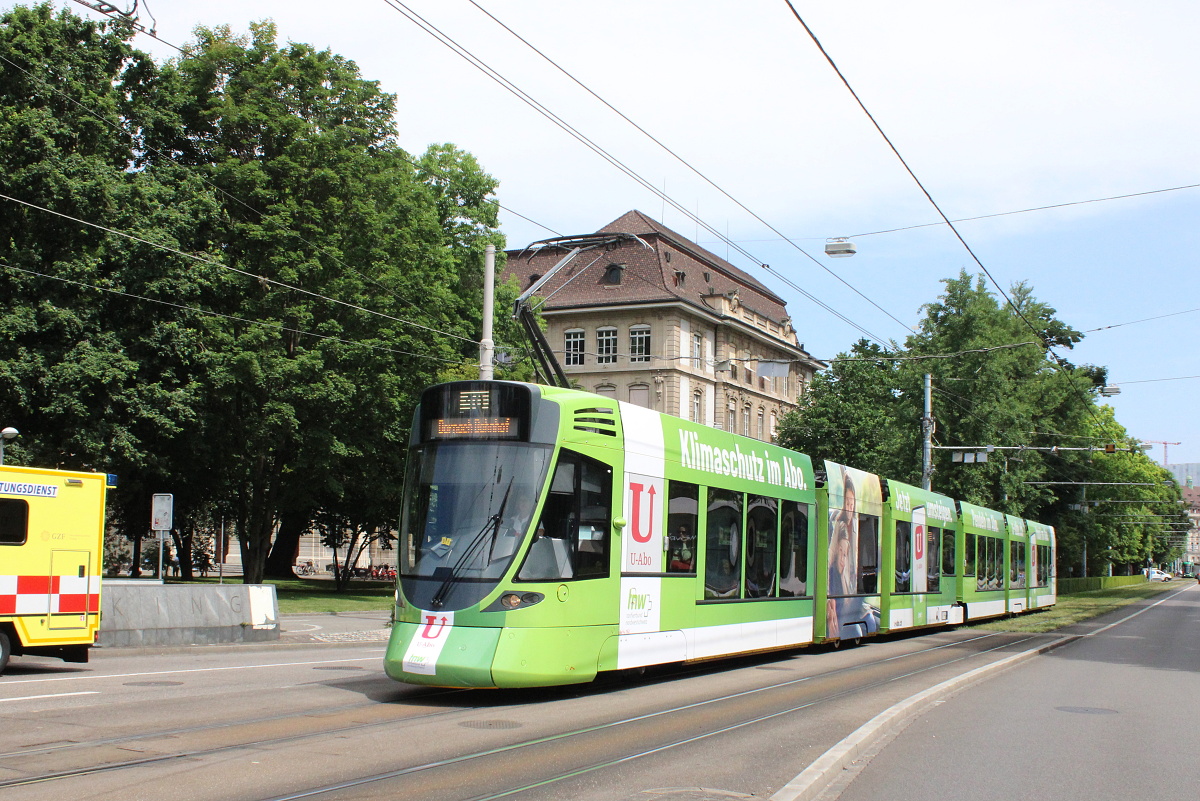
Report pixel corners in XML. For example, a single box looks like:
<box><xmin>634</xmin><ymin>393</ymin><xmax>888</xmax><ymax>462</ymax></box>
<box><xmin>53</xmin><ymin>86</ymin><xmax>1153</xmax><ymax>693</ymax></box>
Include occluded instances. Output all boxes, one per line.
<box><xmin>896</xmin><ymin>510</ymin><xmax>929</xmax><ymax>628</ymax></box>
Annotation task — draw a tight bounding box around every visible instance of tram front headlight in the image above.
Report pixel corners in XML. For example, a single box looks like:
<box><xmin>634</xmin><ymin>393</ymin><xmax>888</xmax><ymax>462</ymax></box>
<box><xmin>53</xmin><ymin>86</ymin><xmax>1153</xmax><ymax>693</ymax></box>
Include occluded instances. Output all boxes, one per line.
<box><xmin>488</xmin><ymin>591</ymin><xmax>545</xmax><ymax>612</ymax></box>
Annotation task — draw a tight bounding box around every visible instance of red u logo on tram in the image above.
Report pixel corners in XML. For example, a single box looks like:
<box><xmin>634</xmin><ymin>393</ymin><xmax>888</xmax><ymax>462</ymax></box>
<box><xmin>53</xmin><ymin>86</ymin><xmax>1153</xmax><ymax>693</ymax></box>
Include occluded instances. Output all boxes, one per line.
<box><xmin>629</xmin><ymin>482</ymin><xmax>657</xmax><ymax>543</ymax></box>
<box><xmin>421</xmin><ymin>615</ymin><xmax>449</xmax><ymax>639</ymax></box>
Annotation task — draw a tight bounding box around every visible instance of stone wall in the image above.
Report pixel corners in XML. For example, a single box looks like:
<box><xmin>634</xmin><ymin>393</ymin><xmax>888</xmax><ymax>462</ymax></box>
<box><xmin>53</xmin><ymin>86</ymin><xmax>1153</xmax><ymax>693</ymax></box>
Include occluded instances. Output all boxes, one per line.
<box><xmin>98</xmin><ymin>582</ymin><xmax>279</xmax><ymax>647</ymax></box>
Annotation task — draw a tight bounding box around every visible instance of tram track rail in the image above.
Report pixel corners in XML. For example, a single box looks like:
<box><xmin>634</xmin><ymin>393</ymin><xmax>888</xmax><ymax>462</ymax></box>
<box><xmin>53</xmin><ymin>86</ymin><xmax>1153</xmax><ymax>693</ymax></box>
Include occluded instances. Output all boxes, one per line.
<box><xmin>259</xmin><ymin>632</ymin><xmax>1045</xmax><ymax>801</ymax></box>
<box><xmin>0</xmin><ymin>630</ymin><xmax>1051</xmax><ymax>799</ymax></box>
<box><xmin>0</xmin><ymin>686</ymin><xmax>471</xmax><ymax>788</ymax></box>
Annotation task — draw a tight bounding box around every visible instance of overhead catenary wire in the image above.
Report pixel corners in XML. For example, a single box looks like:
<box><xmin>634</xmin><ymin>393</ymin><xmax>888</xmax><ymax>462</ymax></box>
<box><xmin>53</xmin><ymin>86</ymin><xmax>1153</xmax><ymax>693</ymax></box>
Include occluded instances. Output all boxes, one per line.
<box><xmin>0</xmin><ymin>260</ymin><xmax>474</xmax><ymax>366</ymax></box>
<box><xmin>1084</xmin><ymin>306</ymin><xmax>1200</xmax><ymax>334</ymax></box>
<box><xmin>780</xmin><ymin>0</ymin><xmax>1109</xmax><ymax>434</ymax></box>
<box><xmin>378</xmin><ymin>0</ymin><xmax>887</xmax><ymax>344</ymax></box>
<box><xmin>711</xmin><ymin>181</ymin><xmax>1200</xmax><ymax>245</ymax></box>
<box><xmin>0</xmin><ymin>191</ymin><xmax>480</xmax><ymax>346</ymax></box>
<box><xmin>464</xmin><ymin>0</ymin><xmax>912</xmax><ymax>337</ymax></box>
<box><xmin>0</xmin><ymin>45</ymin><xmax>557</xmax><ymax>343</ymax></box>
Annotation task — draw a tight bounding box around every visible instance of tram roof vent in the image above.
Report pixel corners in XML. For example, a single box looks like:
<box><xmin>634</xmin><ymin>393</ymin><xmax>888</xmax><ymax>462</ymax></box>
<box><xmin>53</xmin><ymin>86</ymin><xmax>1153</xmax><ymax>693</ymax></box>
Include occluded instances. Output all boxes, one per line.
<box><xmin>573</xmin><ymin>407</ymin><xmax>617</xmax><ymax>437</ymax></box>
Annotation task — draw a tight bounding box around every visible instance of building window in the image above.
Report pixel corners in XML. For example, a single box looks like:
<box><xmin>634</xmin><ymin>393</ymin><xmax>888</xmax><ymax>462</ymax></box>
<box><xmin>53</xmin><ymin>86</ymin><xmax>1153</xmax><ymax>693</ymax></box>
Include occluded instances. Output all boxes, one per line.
<box><xmin>692</xmin><ymin>332</ymin><xmax>703</xmax><ymax>368</ymax></box>
<box><xmin>692</xmin><ymin>391</ymin><xmax>703</xmax><ymax>423</ymax></box>
<box><xmin>743</xmin><ymin>405</ymin><xmax>751</xmax><ymax>437</ymax></box>
<box><xmin>597</xmin><ymin>327</ymin><xmax>617</xmax><ymax>364</ymax></box>
<box><xmin>770</xmin><ymin>412</ymin><xmax>778</xmax><ymax>441</ymax></box>
<box><xmin>728</xmin><ymin>401</ymin><xmax>737</xmax><ymax>434</ymax></box>
<box><xmin>630</xmin><ymin>326</ymin><xmax>651</xmax><ymax>363</ymax></box>
<box><xmin>602</xmin><ymin>263</ymin><xmax>624</xmax><ymax>285</ymax></box>
<box><xmin>596</xmin><ymin>384</ymin><xmax>617</xmax><ymax>398</ymax></box>
<box><xmin>629</xmin><ymin>384</ymin><xmax>650</xmax><ymax>408</ymax></box>
<box><xmin>565</xmin><ymin>329</ymin><xmax>584</xmax><ymax>366</ymax></box>
<box><xmin>757</xmin><ymin>409</ymin><xmax>764</xmax><ymax>441</ymax></box>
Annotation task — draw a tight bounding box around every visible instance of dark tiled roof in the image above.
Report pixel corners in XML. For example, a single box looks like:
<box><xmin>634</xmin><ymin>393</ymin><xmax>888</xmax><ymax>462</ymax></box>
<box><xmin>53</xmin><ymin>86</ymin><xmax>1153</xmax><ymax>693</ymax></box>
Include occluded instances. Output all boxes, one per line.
<box><xmin>1183</xmin><ymin>485</ymin><xmax>1200</xmax><ymax>510</ymax></box>
<box><xmin>505</xmin><ymin>210</ymin><xmax>791</xmax><ymax>324</ymax></box>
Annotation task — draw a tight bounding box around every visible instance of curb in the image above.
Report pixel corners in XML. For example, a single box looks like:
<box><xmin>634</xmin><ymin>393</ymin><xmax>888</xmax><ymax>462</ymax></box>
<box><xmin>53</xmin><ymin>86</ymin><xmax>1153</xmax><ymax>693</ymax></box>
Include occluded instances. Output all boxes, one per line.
<box><xmin>769</xmin><ymin>635</ymin><xmax>1078</xmax><ymax>801</ymax></box>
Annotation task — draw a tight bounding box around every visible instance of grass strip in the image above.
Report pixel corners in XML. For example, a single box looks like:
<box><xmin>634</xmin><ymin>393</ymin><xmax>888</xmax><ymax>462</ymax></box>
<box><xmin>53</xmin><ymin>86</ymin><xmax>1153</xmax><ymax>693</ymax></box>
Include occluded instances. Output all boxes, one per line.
<box><xmin>971</xmin><ymin>579</ymin><xmax>1186</xmax><ymax>633</ymax></box>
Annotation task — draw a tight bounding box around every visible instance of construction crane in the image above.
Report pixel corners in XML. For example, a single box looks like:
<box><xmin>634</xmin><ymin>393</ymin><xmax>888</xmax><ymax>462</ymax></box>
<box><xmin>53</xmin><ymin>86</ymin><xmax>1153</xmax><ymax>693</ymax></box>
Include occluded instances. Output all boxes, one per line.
<box><xmin>1141</xmin><ymin>440</ymin><xmax>1181</xmax><ymax>465</ymax></box>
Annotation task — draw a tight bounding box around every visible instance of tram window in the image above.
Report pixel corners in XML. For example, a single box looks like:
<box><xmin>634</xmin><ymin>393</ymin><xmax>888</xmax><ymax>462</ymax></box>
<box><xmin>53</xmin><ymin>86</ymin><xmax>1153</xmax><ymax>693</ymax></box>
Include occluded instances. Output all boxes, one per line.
<box><xmin>517</xmin><ymin>450</ymin><xmax>611</xmax><ymax>581</ymax></box>
<box><xmin>0</xmin><ymin>499</ymin><xmax>28</xmax><ymax>544</ymax></box>
<box><xmin>704</xmin><ymin>488</ymin><xmax>742</xmax><ymax>599</ymax></box>
<box><xmin>745</xmin><ymin>496</ymin><xmax>777</xmax><ymax>598</ymax></box>
<box><xmin>857</xmin><ymin>514</ymin><xmax>879</xmax><ymax>594</ymax></box>
<box><xmin>666</xmin><ymin>481</ymin><xmax>699</xmax><ymax>574</ymax></box>
<box><xmin>994</xmin><ymin>537</ymin><xmax>1004</xmax><ymax>589</ymax></box>
<box><xmin>1012</xmin><ymin>542</ymin><xmax>1026</xmax><ymax>588</ymax></box>
<box><xmin>894</xmin><ymin>521</ymin><xmax>912</xmax><ymax>593</ymax></box>
<box><xmin>779</xmin><ymin>500</ymin><xmax>809</xmax><ymax>597</ymax></box>
<box><xmin>977</xmin><ymin>535</ymin><xmax>1000</xmax><ymax>591</ymax></box>
<box><xmin>926</xmin><ymin>527</ymin><xmax>941</xmax><ymax>594</ymax></box>
<box><xmin>977</xmin><ymin>536</ymin><xmax>989</xmax><ymax>591</ymax></box>
<box><xmin>941</xmin><ymin>530</ymin><xmax>956</xmax><ymax>576</ymax></box>
<box><xmin>1000</xmin><ymin>539</ymin><xmax>1008</xmax><ymax>589</ymax></box>
<box><xmin>964</xmin><ymin>532</ymin><xmax>976</xmax><ymax>576</ymax></box>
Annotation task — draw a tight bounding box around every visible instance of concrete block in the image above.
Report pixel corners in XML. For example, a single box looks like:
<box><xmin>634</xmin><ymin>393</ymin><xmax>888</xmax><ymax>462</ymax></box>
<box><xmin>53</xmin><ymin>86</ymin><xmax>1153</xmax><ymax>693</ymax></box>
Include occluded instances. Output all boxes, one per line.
<box><xmin>97</xmin><ymin>583</ymin><xmax>280</xmax><ymax>647</ymax></box>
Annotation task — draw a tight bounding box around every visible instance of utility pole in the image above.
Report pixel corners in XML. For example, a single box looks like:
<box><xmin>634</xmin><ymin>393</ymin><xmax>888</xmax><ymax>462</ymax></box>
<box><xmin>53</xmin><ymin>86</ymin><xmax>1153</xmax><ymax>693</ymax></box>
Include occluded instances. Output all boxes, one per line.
<box><xmin>921</xmin><ymin>373</ymin><xmax>934</xmax><ymax>490</ymax></box>
<box><xmin>479</xmin><ymin>244</ymin><xmax>495</xmax><ymax>380</ymax></box>
<box><xmin>1081</xmin><ymin>484</ymin><xmax>1087</xmax><ymax>578</ymax></box>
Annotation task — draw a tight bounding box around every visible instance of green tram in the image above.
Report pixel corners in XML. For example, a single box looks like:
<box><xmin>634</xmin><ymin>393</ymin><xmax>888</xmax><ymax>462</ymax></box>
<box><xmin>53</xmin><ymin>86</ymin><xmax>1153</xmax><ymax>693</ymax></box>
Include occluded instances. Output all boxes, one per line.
<box><xmin>384</xmin><ymin>381</ymin><xmax>1056</xmax><ymax>689</ymax></box>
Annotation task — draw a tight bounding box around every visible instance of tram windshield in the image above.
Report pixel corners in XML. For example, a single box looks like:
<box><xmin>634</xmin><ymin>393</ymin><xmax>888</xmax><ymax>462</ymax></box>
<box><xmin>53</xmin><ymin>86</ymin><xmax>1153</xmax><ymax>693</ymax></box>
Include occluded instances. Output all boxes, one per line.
<box><xmin>399</xmin><ymin>441</ymin><xmax>552</xmax><ymax>611</ymax></box>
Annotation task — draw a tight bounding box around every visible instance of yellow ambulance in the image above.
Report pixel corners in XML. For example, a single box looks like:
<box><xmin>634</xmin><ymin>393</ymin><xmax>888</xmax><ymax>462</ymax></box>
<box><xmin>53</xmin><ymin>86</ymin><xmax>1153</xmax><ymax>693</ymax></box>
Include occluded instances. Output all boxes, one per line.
<box><xmin>0</xmin><ymin>464</ymin><xmax>113</xmax><ymax>674</ymax></box>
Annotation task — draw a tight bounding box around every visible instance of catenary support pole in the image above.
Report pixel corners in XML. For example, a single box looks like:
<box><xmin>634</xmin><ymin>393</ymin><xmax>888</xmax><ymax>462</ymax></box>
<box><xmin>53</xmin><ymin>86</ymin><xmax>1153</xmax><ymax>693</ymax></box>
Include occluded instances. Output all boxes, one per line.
<box><xmin>921</xmin><ymin>373</ymin><xmax>933</xmax><ymax>490</ymax></box>
<box><xmin>480</xmin><ymin>244</ymin><xmax>495</xmax><ymax>380</ymax></box>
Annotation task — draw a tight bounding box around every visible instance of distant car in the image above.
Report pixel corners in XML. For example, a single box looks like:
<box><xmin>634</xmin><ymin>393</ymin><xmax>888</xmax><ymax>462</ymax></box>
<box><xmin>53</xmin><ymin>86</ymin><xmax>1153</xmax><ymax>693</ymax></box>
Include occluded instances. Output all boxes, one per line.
<box><xmin>1146</xmin><ymin>568</ymin><xmax>1172</xmax><ymax>582</ymax></box>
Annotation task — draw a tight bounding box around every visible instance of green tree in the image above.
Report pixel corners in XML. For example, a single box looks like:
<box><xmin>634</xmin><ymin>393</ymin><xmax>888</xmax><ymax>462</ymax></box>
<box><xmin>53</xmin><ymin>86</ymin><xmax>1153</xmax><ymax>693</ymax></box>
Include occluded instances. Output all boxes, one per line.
<box><xmin>777</xmin><ymin>270</ymin><xmax>1140</xmax><ymax>576</ymax></box>
<box><xmin>0</xmin><ymin>5</ymin><xmax>228</xmax><ymax>568</ymax></box>
<box><xmin>0</xmin><ymin>7</ymin><xmax>508</xmax><ymax>586</ymax></box>
<box><xmin>161</xmin><ymin>23</ymin><xmax>501</xmax><ymax>583</ymax></box>
<box><xmin>774</xmin><ymin>338</ymin><xmax>909</xmax><ymax>477</ymax></box>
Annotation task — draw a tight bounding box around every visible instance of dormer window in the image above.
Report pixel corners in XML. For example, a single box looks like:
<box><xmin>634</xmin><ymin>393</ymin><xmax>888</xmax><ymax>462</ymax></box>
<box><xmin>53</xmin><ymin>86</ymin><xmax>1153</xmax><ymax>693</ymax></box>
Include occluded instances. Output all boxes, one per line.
<box><xmin>602</xmin><ymin>263</ymin><xmax>625</xmax><ymax>285</ymax></box>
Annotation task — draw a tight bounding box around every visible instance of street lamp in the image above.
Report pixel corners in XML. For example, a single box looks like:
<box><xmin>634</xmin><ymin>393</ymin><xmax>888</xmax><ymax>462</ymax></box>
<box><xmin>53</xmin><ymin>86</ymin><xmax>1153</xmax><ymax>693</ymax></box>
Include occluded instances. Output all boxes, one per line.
<box><xmin>0</xmin><ymin>427</ymin><xmax>17</xmax><ymax>465</ymax></box>
<box><xmin>824</xmin><ymin>237</ymin><xmax>856</xmax><ymax>258</ymax></box>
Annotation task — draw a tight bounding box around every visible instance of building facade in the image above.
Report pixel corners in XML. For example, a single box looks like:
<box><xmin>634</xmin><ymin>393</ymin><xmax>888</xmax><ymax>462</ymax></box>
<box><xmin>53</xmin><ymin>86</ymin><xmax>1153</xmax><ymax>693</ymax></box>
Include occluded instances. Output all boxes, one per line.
<box><xmin>1182</xmin><ymin>486</ymin><xmax>1200</xmax><ymax>574</ymax></box>
<box><xmin>505</xmin><ymin>211</ymin><xmax>824</xmax><ymax>441</ymax></box>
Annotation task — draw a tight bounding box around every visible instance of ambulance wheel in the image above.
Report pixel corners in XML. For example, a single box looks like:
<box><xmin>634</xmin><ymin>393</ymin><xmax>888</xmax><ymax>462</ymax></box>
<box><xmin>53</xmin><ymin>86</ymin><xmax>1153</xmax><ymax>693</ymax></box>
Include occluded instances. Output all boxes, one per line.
<box><xmin>0</xmin><ymin>631</ymin><xmax>10</xmax><ymax>675</ymax></box>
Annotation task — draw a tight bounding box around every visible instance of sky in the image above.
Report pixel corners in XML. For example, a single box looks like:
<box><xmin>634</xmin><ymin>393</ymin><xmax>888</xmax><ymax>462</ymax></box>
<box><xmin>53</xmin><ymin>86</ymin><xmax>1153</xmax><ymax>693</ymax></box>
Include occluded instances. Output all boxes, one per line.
<box><xmin>19</xmin><ymin>1</ymin><xmax>1200</xmax><ymax>464</ymax></box>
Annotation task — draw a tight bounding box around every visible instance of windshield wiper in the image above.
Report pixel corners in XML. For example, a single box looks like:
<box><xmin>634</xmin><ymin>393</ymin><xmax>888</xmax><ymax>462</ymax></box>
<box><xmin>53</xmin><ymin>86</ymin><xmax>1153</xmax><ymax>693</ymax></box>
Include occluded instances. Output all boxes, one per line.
<box><xmin>430</xmin><ymin>481</ymin><xmax>513</xmax><ymax>609</ymax></box>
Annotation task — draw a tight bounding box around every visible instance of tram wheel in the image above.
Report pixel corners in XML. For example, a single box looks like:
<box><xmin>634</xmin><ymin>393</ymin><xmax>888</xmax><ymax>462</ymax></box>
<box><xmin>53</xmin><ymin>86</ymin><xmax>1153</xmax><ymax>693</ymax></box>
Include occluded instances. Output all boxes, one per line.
<box><xmin>0</xmin><ymin>631</ymin><xmax>11</xmax><ymax>675</ymax></box>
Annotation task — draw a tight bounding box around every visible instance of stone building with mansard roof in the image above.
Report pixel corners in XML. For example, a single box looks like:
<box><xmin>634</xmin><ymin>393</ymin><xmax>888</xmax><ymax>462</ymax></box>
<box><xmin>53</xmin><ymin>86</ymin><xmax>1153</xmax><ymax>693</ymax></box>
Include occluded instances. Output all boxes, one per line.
<box><xmin>504</xmin><ymin>210</ymin><xmax>824</xmax><ymax>442</ymax></box>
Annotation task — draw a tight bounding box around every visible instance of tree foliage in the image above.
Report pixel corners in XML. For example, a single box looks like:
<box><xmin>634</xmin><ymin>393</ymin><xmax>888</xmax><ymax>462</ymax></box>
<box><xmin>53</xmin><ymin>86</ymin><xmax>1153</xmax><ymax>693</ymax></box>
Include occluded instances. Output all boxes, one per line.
<box><xmin>778</xmin><ymin>270</ymin><xmax>1180</xmax><ymax>576</ymax></box>
<box><xmin>0</xmin><ymin>5</ymin><xmax>519</xmax><ymax>584</ymax></box>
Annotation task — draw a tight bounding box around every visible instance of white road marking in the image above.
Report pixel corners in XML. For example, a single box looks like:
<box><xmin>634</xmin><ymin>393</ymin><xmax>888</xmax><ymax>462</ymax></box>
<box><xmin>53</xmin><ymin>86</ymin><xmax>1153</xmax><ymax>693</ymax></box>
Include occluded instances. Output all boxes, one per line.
<box><xmin>1083</xmin><ymin>586</ymin><xmax>1190</xmax><ymax>636</ymax></box>
<box><xmin>0</xmin><ymin>691</ymin><xmax>100</xmax><ymax>703</ymax></box>
<box><xmin>1</xmin><ymin>653</ymin><xmax>386</xmax><ymax>687</ymax></box>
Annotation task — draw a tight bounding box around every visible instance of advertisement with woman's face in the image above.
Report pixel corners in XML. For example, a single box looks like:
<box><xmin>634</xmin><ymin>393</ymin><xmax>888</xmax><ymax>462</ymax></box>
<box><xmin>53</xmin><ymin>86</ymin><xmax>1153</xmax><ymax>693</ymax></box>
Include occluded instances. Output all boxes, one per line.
<box><xmin>824</xmin><ymin>461</ymin><xmax>882</xmax><ymax>641</ymax></box>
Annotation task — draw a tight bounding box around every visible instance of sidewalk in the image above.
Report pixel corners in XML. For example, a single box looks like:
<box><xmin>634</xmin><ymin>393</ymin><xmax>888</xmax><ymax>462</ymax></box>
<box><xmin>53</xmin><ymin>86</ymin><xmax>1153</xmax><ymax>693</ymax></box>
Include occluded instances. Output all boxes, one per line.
<box><xmin>278</xmin><ymin>610</ymin><xmax>393</xmax><ymax>644</ymax></box>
